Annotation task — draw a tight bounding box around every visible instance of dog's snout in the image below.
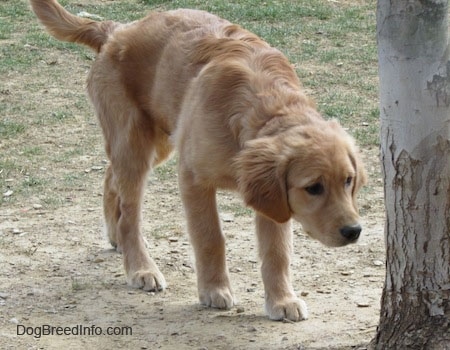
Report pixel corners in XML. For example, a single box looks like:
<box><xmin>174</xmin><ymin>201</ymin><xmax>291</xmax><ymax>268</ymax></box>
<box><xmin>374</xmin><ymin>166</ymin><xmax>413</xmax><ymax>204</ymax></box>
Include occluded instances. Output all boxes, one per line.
<box><xmin>340</xmin><ymin>224</ymin><xmax>361</xmax><ymax>241</ymax></box>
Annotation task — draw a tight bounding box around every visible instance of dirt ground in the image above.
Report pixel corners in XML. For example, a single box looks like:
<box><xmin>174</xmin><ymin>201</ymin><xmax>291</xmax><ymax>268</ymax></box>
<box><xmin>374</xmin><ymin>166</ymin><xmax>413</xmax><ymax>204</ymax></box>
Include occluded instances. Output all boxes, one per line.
<box><xmin>0</xmin><ymin>7</ymin><xmax>385</xmax><ymax>350</ymax></box>
<box><xmin>1</xmin><ymin>163</ymin><xmax>386</xmax><ymax>350</ymax></box>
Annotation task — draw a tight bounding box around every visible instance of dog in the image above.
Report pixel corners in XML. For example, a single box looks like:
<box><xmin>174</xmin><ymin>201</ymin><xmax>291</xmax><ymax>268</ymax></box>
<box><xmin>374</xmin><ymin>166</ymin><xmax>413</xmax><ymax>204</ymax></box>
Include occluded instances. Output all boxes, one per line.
<box><xmin>30</xmin><ymin>0</ymin><xmax>366</xmax><ymax>321</ymax></box>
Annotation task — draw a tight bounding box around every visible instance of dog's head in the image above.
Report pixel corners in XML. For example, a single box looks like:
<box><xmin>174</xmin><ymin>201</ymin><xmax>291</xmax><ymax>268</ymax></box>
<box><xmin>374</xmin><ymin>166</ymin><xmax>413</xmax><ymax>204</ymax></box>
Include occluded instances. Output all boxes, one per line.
<box><xmin>236</xmin><ymin>119</ymin><xmax>366</xmax><ymax>247</ymax></box>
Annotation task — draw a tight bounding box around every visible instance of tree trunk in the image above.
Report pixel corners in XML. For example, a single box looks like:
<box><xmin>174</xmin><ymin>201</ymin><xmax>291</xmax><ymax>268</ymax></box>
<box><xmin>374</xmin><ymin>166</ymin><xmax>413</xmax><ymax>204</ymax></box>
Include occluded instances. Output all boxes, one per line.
<box><xmin>374</xmin><ymin>1</ymin><xmax>450</xmax><ymax>349</ymax></box>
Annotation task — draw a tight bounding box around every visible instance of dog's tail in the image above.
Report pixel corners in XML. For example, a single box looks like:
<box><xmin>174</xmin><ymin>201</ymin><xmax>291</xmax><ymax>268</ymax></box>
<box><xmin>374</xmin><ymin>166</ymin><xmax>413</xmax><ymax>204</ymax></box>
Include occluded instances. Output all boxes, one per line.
<box><xmin>30</xmin><ymin>0</ymin><xmax>119</xmax><ymax>53</ymax></box>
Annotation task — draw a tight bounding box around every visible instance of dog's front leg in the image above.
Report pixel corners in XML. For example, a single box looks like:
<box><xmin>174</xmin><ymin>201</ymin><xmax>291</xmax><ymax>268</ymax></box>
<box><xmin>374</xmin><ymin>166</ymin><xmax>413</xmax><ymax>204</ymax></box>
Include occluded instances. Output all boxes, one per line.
<box><xmin>256</xmin><ymin>214</ymin><xmax>308</xmax><ymax>321</ymax></box>
<box><xmin>179</xmin><ymin>167</ymin><xmax>234</xmax><ymax>309</ymax></box>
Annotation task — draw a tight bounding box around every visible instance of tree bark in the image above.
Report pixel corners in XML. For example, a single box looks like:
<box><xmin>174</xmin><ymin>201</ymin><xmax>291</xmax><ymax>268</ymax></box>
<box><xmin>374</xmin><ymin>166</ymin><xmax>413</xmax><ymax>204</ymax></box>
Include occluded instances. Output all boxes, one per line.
<box><xmin>374</xmin><ymin>1</ymin><xmax>450</xmax><ymax>349</ymax></box>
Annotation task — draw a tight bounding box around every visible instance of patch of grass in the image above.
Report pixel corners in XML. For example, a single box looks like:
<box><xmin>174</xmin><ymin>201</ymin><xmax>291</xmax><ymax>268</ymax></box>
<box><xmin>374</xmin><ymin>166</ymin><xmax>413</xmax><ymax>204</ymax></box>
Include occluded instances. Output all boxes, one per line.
<box><xmin>150</xmin><ymin>223</ymin><xmax>181</xmax><ymax>240</ymax></box>
<box><xmin>219</xmin><ymin>203</ymin><xmax>253</xmax><ymax>218</ymax></box>
<box><xmin>63</xmin><ymin>173</ymin><xmax>83</xmax><ymax>186</ymax></box>
<box><xmin>41</xmin><ymin>195</ymin><xmax>66</xmax><ymax>208</ymax></box>
<box><xmin>50</xmin><ymin>110</ymin><xmax>73</xmax><ymax>121</ymax></box>
<box><xmin>0</xmin><ymin>0</ymin><xmax>380</xmax><ymax>209</ymax></box>
<box><xmin>22</xmin><ymin>146</ymin><xmax>43</xmax><ymax>157</ymax></box>
<box><xmin>71</xmin><ymin>277</ymin><xmax>90</xmax><ymax>291</ymax></box>
<box><xmin>0</xmin><ymin>159</ymin><xmax>16</xmax><ymax>205</ymax></box>
<box><xmin>154</xmin><ymin>157</ymin><xmax>178</xmax><ymax>181</ymax></box>
<box><xmin>353</xmin><ymin>108</ymin><xmax>380</xmax><ymax>146</ymax></box>
<box><xmin>0</xmin><ymin>119</ymin><xmax>26</xmax><ymax>138</ymax></box>
<box><xmin>22</xmin><ymin>175</ymin><xmax>46</xmax><ymax>189</ymax></box>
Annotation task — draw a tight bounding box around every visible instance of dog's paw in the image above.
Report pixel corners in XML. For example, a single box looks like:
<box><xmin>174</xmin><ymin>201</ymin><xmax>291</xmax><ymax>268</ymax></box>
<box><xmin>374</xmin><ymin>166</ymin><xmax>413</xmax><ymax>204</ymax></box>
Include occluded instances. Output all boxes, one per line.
<box><xmin>199</xmin><ymin>286</ymin><xmax>235</xmax><ymax>309</ymax></box>
<box><xmin>266</xmin><ymin>297</ymin><xmax>308</xmax><ymax>322</ymax></box>
<box><xmin>128</xmin><ymin>269</ymin><xmax>167</xmax><ymax>292</ymax></box>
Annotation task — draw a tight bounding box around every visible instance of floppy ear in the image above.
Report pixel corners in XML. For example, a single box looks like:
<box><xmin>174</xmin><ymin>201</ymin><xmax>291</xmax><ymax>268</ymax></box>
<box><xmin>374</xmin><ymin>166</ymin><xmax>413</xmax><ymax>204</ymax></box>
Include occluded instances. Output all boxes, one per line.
<box><xmin>235</xmin><ymin>138</ymin><xmax>291</xmax><ymax>223</ymax></box>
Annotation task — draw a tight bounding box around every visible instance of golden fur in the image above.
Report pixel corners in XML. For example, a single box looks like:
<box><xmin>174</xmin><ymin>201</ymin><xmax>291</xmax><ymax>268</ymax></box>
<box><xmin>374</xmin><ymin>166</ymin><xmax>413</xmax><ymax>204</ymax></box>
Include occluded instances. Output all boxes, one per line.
<box><xmin>30</xmin><ymin>0</ymin><xmax>366</xmax><ymax>321</ymax></box>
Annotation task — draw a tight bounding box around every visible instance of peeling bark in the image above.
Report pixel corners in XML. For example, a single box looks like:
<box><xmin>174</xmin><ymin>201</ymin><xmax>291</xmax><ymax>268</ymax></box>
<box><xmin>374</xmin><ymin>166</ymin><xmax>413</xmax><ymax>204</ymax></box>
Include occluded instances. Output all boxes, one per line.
<box><xmin>374</xmin><ymin>0</ymin><xmax>450</xmax><ymax>349</ymax></box>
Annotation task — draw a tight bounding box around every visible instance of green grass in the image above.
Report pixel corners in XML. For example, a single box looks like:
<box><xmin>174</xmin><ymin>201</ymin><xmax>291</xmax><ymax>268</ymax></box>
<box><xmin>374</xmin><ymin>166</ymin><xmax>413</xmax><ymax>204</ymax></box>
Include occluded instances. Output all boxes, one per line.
<box><xmin>0</xmin><ymin>119</ymin><xmax>26</xmax><ymax>138</ymax></box>
<box><xmin>219</xmin><ymin>202</ymin><xmax>253</xmax><ymax>218</ymax></box>
<box><xmin>154</xmin><ymin>157</ymin><xmax>178</xmax><ymax>181</ymax></box>
<box><xmin>0</xmin><ymin>0</ymin><xmax>379</xmax><ymax>210</ymax></box>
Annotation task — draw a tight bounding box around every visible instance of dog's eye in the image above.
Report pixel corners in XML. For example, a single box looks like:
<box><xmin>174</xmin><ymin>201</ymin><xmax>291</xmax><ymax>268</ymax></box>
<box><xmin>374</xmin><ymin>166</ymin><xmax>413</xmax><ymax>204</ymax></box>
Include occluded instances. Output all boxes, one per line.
<box><xmin>305</xmin><ymin>183</ymin><xmax>324</xmax><ymax>196</ymax></box>
<box><xmin>345</xmin><ymin>177</ymin><xmax>353</xmax><ymax>187</ymax></box>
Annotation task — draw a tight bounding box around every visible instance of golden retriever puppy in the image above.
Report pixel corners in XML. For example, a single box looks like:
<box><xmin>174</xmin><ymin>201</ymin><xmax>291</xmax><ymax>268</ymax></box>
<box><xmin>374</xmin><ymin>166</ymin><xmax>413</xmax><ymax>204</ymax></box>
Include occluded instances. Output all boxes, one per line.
<box><xmin>30</xmin><ymin>0</ymin><xmax>366</xmax><ymax>321</ymax></box>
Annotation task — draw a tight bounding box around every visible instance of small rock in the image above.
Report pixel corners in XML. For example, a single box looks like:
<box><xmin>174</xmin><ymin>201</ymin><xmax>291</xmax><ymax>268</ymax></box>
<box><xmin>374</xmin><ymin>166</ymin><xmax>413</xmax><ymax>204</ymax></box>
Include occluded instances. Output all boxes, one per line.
<box><xmin>373</xmin><ymin>260</ymin><xmax>384</xmax><ymax>266</ymax></box>
<box><xmin>9</xmin><ymin>317</ymin><xmax>19</xmax><ymax>324</ymax></box>
<box><xmin>357</xmin><ymin>302</ymin><xmax>370</xmax><ymax>308</ymax></box>
<box><xmin>300</xmin><ymin>291</ymin><xmax>309</xmax><ymax>297</ymax></box>
<box><xmin>221</xmin><ymin>213</ymin><xmax>234</xmax><ymax>222</ymax></box>
<box><xmin>91</xmin><ymin>166</ymin><xmax>103</xmax><ymax>171</ymax></box>
<box><xmin>93</xmin><ymin>257</ymin><xmax>104</xmax><ymax>263</ymax></box>
<box><xmin>168</xmin><ymin>237</ymin><xmax>179</xmax><ymax>243</ymax></box>
<box><xmin>340</xmin><ymin>270</ymin><xmax>354</xmax><ymax>276</ymax></box>
<box><xmin>236</xmin><ymin>307</ymin><xmax>245</xmax><ymax>314</ymax></box>
<box><xmin>0</xmin><ymin>292</ymin><xmax>9</xmax><ymax>299</ymax></box>
<box><xmin>33</xmin><ymin>204</ymin><xmax>43</xmax><ymax>209</ymax></box>
<box><xmin>12</xmin><ymin>228</ymin><xmax>22</xmax><ymax>235</ymax></box>
<box><xmin>3</xmin><ymin>190</ymin><xmax>13</xmax><ymax>197</ymax></box>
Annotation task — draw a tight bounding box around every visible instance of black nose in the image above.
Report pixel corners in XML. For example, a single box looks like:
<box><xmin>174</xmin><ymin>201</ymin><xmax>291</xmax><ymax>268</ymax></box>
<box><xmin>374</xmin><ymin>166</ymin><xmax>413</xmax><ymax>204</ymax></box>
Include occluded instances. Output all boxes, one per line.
<box><xmin>340</xmin><ymin>224</ymin><xmax>362</xmax><ymax>241</ymax></box>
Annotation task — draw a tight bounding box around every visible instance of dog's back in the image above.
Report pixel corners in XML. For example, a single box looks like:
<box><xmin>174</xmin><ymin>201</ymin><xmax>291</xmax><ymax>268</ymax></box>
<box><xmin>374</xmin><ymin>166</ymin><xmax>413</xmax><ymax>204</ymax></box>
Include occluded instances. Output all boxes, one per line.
<box><xmin>31</xmin><ymin>1</ymin><xmax>264</xmax><ymax>129</ymax></box>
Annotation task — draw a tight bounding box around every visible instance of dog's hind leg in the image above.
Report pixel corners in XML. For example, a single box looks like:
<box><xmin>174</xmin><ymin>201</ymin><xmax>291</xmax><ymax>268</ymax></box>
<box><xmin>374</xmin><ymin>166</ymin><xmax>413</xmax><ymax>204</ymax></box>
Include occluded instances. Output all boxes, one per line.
<box><xmin>103</xmin><ymin>164</ymin><xmax>121</xmax><ymax>250</ymax></box>
<box><xmin>103</xmin><ymin>127</ymin><xmax>173</xmax><ymax>252</ymax></box>
<box><xmin>88</xmin><ymin>54</ymin><xmax>168</xmax><ymax>291</ymax></box>
<box><xmin>101</xmin><ymin>111</ymin><xmax>167</xmax><ymax>292</ymax></box>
